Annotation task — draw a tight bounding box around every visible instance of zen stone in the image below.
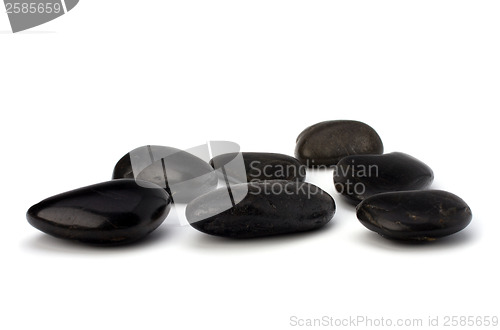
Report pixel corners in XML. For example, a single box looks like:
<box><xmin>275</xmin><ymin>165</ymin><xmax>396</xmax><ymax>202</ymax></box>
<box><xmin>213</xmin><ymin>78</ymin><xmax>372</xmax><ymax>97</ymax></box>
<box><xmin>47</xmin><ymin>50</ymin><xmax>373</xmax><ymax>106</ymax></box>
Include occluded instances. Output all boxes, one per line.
<box><xmin>295</xmin><ymin>120</ymin><xmax>383</xmax><ymax>167</ymax></box>
<box><xmin>210</xmin><ymin>152</ymin><xmax>306</xmax><ymax>183</ymax></box>
<box><xmin>186</xmin><ymin>180</ymin><xmax>335</xmax><ymax>238</ymax></box>
<box><xmin>334</xmin><ymin>152</ymin><xmax>434</xmax><ymax>204</ymax></box>
<box><xmin>26</xmin><ymin>179</ymin><xmax>172</xmax><ymax>245</ymax></box>
<box><xmin>112</xmin><ymin>145</ymin><xmax>218</xmax><ymax>203</ymax></box>
<box><xmin>356</xmin><ymin>190</ymin><xmax>472</xmax><ymax>241</ymax></box>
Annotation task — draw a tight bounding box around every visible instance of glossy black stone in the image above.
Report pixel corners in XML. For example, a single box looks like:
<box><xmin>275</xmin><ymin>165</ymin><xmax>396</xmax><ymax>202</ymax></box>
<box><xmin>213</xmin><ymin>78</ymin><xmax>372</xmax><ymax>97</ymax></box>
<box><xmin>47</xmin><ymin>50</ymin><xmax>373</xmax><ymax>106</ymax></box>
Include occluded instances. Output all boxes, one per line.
<box><xmin>186</xmin><ymin>181</ymin><xmax>335</xmax><ymax>238</ymax></box>
<box><xmin>295</xmin><ymin>120</ymin><xmax>383</xmax><ymax>167</ymax></box>
<box><xmin>356</xmin><ymin>190</ymin><xmax>472</xmax><ymax>241</ymax></box>
<box><xmin>26</xmin><ymin>179</ymin><xmax>172</xmax><ymax>245</ymax></box>
<box><xmin>112</xmin><ymin>145</ymin><xmax>218</xmax><ymax>203</ymax></box>
<box><xmin>210</xmin><ymin>152</ymin><xmax>306</xmax><ymax>183</ymax></box>
<box><xmin>334</xmin><ymin>152</ymin><xmax>434</xmax><ymax>204</ymax></box>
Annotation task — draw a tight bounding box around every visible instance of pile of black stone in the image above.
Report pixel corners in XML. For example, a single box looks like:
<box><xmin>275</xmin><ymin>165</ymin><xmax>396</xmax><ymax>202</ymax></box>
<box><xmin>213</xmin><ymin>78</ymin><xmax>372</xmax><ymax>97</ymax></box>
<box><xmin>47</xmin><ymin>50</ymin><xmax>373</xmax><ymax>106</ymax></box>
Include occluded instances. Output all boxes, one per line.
<box><xmin>26</xmin><ymin>120</ymin><xmax>472</xmax><ymax>245</ymax></box>
<box><xmin>296</xmin><ymin>120</ymin><xmax>472</xmax><ymax>241</ymax></box>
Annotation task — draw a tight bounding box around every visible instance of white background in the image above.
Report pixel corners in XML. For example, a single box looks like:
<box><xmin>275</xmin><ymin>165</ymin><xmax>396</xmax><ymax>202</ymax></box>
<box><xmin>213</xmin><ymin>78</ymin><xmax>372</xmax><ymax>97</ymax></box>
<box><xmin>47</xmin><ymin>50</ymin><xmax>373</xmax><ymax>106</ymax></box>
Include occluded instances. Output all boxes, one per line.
<box><xmin>1</xmin><ymin>1</ymin><xmax>498</xmax><ymax>329</ymax></box>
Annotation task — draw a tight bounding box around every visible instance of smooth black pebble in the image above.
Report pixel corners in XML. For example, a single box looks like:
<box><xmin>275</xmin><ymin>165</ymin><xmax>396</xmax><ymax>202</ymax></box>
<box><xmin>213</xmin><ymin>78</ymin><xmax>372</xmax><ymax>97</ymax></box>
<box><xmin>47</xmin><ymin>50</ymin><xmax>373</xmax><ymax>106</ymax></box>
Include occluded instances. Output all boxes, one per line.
<box><xmin>334</xmin><ymin>152</ymin><xmax>434</xmax><ymax>204</ymax></box>
<box><xmin>112</xmin><ymin>145</ymin><xmax>218</xmax><ymax>203</ymax></box>
<box><xmin>295</xmin><ymin>120</ymin><xmax>383</xmax><ymax>167</ymax></box>
<box><xmin>210</xmin><ymin>152</ymin><xmax>306</xmax><ymax>183</ymax></box>
<box><xmin>26</xmin><ymin>179</ymin><xmax>172</xmax><ymax>245</ymax></box>
<box><xmin>186</xmin><ymin>181</ymin><xmax>335</xmax><ymax>238</ymax></box>
<box><xmin>356</xmin><ymin>190</ymin><xmax>472</xmax><ymax>241</ymax></box>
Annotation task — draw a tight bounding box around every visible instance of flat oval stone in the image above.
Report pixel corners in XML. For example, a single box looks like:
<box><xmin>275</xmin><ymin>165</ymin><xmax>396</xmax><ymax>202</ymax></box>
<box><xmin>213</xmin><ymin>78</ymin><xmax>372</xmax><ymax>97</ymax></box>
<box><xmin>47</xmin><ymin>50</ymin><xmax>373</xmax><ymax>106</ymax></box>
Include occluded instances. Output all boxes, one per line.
<box><xmin>356</xmin><ymin>190</ymin><xmax>472</xmax><ymax>241</ymax></box>
<box><xmin>27</xmin><ymin>179</ymin><xmax>172</xmax><ymax>245</ymax></box>
<box><xmin>186</xmin><ymin>181</ymin><xmax>335</xmax><ymax>238</ymax></box>
<box><xmin>112</xmin><ymin>145</ymin><xmax>218</xmax><ymax>203</ymax></box>
<box><xmin>334</xmin><ymin>152</ymin><xmax>434</xmax><ymax>204</ymax></box>
<box><xmin>210</xmin><ymin>152</ymin><xmax>306</xmax><ymax>183</ymax></box>
<box><xmin>295</xmin><ymin>120</ymin><xmax>383</xmax><ymax>167</ymax></box>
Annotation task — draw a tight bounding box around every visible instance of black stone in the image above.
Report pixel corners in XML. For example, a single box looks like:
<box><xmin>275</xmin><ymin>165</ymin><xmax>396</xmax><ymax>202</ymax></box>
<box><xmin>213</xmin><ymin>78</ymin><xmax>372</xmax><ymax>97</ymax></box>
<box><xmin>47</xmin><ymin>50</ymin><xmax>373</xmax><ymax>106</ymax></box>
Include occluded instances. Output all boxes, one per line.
<box><xmin>186</xmin><ymin>180</ymin><xmax>335</xmax><ymax>238</ymax></box>
<box><xmin>356</xmin><ymin>190</ymin><xmax>472</xmax><ymax>241</ymax></box>
<box><xmin>210</xmin><ymin>152</ymin><xmax>306</xmax><ymax>183</ymax></box>
<box><xmin>26</xmin><ymin>179</ymin><xmax>172</xmax><ymax>245</ymax></box>
<box><xmin>334</xmin><ymin>152</ymin><xmax>434</xmax><ymax>204</ymax></box>
<box><xmin>112</xmin><ymin>145</ymin><xmax>218</xmax><ymax>203</ymax></box>
<box><xmin>295</xmin><ymin>120</ymin><xmax>383</xmax><ymax>167</ymax></box>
